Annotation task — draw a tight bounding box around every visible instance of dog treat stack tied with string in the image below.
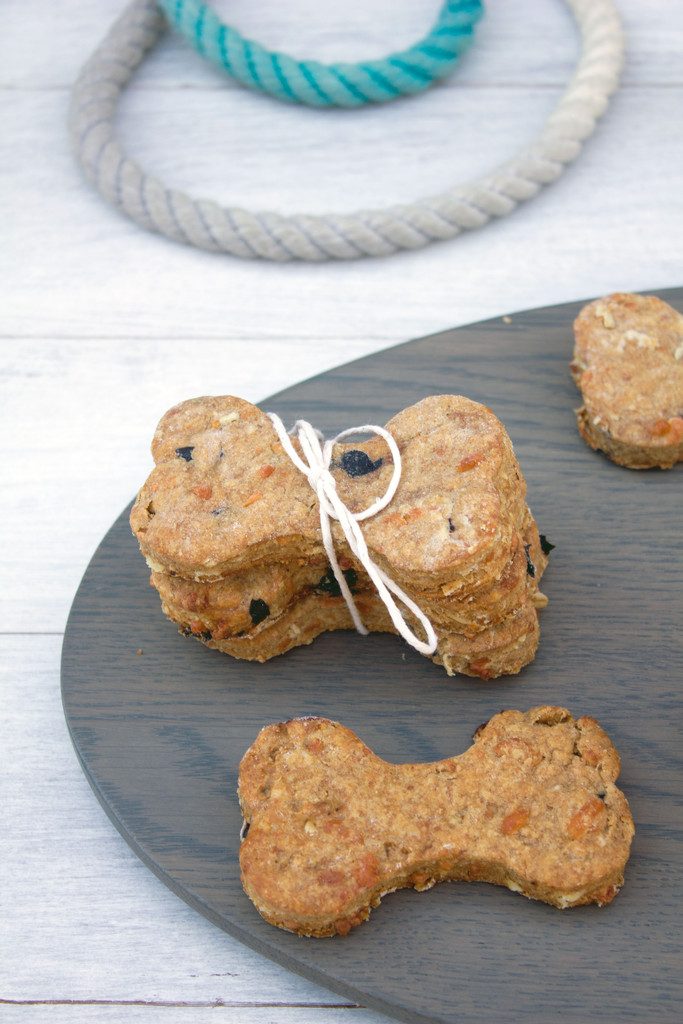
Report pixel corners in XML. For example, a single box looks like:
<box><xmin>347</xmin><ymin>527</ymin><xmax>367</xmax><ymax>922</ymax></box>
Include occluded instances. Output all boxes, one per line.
<box><xmin>131</xmin><ymin>395</ymin><xmax>552</xmax><ymax>678</ymax></box>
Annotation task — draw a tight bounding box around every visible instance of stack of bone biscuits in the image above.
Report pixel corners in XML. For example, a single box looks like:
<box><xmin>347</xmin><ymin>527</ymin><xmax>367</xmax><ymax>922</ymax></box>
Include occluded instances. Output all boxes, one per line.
<box><xmin>130</xmin><ymin>394</ymin><xmax>550</xmax><ymax>678</ymax></box>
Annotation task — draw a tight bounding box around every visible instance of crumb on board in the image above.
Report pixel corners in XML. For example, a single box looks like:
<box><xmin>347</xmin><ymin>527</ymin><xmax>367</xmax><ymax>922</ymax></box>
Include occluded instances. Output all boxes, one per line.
<box><xmin>502</xmin><ymin>315</ymin><xmax>512</xmax><ymax>324</ymax></box>
<box><xmin>136</xmin><ymin>648</ymin><xmax>143</xmax><ymax>656</ymax></box>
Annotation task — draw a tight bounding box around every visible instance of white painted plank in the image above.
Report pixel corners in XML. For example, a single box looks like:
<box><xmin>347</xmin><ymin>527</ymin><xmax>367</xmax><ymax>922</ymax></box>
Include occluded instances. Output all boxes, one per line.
<box><xmin>1</xmin><ymin>84</ymin><xmax>682</xmax><ymax>343</ymax></box>
<box><xmin>0</xmin><ymin>635</ymin><xmax>388</xmax><ymax>1023</ymax></box>
<box><xmin>2</xmin><ymin>0</ymin><xmax>682</xmax><ymax>89</ymax></box>
<box><xmin>0</xmin><ymin>1006</ymin><xmax>391</xmax><ymax>1024</ymax></box>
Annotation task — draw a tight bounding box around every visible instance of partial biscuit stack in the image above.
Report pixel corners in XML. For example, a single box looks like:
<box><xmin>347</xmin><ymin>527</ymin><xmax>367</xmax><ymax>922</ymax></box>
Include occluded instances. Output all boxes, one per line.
<box><xmin>131</xmin><ymin>394</ymin><xmax>551</xmax><ymax>678</ymax></box>
<box><xmin>572</xmin><ymin>292</ymin><xmax>683</xmax><ymax>469</ymax></box>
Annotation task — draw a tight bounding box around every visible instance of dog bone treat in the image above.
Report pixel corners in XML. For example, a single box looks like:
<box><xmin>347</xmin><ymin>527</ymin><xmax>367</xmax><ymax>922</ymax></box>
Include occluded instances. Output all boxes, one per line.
<box><xmin>151</xmin><ymin>558</ymin><xmax>334</xmax><ymax>640</ymax></box>
<box><xmin>131</xmin><ymin>394</ymin><xmax>550</xmax><ymax>677</ymax></box>
<box><xmin>155</xmin><ymin>518</ymin><xmax>544</xmax><ymax>639</ymax></box>
<box><xmin>238</xmin><ymin>708</ymin><xmax>634</xmax><ymax>936</ymax></box>
<box><xmin>155</xmin><ymin>520</ymin><xmax>546</xmax><ymax>678</ymax></box>
<box><xmin>134</xmin><ymin>394</ymin><xmax>533</xmax><ymax>582</ymax></box>
<box><xmin>161</xmin><ymin>588</ymin><xmax>541</xmax><ymax>678</ymax></box>
<box><xmin>572</xmin><ymin>292</ymin><xmax>683</xmax><ymax>469</ymax></box>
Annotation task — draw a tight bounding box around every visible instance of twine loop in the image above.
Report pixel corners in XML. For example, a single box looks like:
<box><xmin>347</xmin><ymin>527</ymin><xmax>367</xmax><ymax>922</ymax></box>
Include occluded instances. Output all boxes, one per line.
<box><xmin>267</xmin><ymin>413</ymin><xmax>438</xmax><ymax>656</ymax></box>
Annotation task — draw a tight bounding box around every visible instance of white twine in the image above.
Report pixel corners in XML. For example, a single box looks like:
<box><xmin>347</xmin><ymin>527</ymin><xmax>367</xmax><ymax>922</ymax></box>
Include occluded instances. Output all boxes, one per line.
<box><xmin>267</xmin><ymin>413</ymin><xmax>438</xmax><ymax>656</ymax></box>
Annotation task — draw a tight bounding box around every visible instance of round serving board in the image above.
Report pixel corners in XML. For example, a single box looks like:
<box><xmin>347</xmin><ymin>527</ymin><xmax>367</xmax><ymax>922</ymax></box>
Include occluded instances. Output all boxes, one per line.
<box><xmin>62</xmin><ymin>291</ymin><xmax>682</xmax><ymax>1024</ymax></box>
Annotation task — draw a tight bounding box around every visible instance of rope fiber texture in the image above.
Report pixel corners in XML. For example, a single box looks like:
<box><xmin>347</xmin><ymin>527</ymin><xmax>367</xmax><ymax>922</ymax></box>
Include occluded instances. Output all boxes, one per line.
<box><xmin>69</xmin><ymin>0</ymin><xmax>624</xmax><ymax>262</ymax></box>
<box><xmin>157</xmin><ymin>0</ymin><xmax>483</xmax><ymax>107</ymax></box>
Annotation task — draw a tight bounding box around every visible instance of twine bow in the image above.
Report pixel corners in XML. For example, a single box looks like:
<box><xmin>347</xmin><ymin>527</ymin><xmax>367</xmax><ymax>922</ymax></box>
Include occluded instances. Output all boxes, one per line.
<box><xmin>268</xmin><ymin>413</ymin><xmax>437</xmax><ymax>656</ymax></box>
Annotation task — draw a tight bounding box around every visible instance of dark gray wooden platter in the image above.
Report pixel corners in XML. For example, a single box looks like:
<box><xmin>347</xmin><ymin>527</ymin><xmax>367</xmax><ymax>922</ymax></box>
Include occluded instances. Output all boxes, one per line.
<box><xmin>62</xmin><ymin>291</ymin><xmax>682</xmax><ymax>1024</ymax></box>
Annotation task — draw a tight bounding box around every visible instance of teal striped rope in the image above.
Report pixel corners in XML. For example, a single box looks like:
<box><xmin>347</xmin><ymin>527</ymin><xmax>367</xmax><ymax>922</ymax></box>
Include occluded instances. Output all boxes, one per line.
<box><xmin>158</xmin><ymin>0</ymin><xmax>483</xmax><ymax>107</ymax></box>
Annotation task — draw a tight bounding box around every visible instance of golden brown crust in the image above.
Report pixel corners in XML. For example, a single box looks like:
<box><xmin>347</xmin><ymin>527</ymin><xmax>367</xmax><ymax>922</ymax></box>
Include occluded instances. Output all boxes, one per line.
<box><xmin>131</xmin><ymin>394</ymin><xmax>530</xmax><ymax>584</ymax></box>
<box><xmin>238</xmin><ymin>709</ymin><xmax>634</xmax><ymax>936</ymax></box>
<box><xmin>572</xmin><ymin>293</ymin><xmax>683</xmax><ymax>469</ymax></box>
<box><xmin>131</xmin><ymin>394</ymin><xmax>550</xmax><ymax>677</ymax></box>
<box><xmin>159</xmin><ymin>588</ymin><xmax>542</xmax><ymax>679</ymax></box>
<box><xmin>153</xmin><ymin>520</ymin><xmax>546</xmax><ymax>679</ymax></box>
<box><xmin>152</xmin><ymin>519</ymin><xmax>544</xmax><ymax>641</ymax></box>
<box><xmin>152</xmin><ymin>513</ymin><xmax>545</xmax><ymax>635</ymax></box>
<box><xmin>150</xmin><ymin>559</ymin><xmax>331</xmax><ymax>639</ymax></box>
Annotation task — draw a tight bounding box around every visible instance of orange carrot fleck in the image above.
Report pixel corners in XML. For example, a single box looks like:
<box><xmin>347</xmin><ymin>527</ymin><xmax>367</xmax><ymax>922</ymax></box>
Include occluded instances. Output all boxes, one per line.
<box><xmin>353</xmin><ymin>853</ymin><xmax>380</xmax><ymax>888</ymax></box>
<box><xmin>192</xmin><ymin>484</ymin><xmax>212</xmax><ymax>500</ymax></box>
<box><xmin>501</xmin><ymin>807</ymin><xmax>530</xmax><ymax>835</ymax></box>
<box><xmin>258</xmin><ymin>464</ymin><xmax>275</xmax><ymax>479</ymax></box>
<box><xmin>243</xmin><ymin>492</ymin><xmax>263</xmax><ymax>507</ymax></box>
<box><xmin>652</xmin><ymin>417</ymin><xmax>683</xmax><ymax>441</ymax></box>
<box><xmin>458</xmin><ymin>452</ymin><xmax>483</xmax><ymax>472</ymax></box>
<box><xmin>567</xmin><ymin>798</ymin><xmax>606</xmax><ymax>840</ymax></box>
<box><xmin>469</xmin><ymin>658</ymin><xmax>492</xmax><ymax>679</ymax></box>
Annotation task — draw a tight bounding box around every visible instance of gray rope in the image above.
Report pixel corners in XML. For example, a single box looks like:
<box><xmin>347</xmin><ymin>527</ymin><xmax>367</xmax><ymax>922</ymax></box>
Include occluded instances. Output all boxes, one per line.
<box><xmin>69</xmin><ymin>0</ymin><xmax>624</xmax><ymax>262</ymax></box>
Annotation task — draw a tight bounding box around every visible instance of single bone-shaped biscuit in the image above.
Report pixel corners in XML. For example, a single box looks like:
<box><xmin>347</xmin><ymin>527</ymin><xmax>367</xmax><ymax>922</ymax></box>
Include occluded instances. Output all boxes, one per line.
<box><xmin>572</xmin><ymin>293</ymin><xmax>683</xmax><ymax>469</ymax></box>
<box><xmin>131</xmin><ymin>394</ymin><xmax>531</xmax><ymax>588</ymax></box>
<box><xmin>239</xmin><ymin>708</ymin><xmax>634</xmax><ymax>936</ymax></box>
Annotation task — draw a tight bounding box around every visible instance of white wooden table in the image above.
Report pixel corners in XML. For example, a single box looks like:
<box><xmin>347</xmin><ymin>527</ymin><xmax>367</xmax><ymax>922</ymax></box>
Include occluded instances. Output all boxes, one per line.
<box><xmin>2</xmin><ymin>2</ymin><xmax>681</xmax><ymax>1021</ymax></box>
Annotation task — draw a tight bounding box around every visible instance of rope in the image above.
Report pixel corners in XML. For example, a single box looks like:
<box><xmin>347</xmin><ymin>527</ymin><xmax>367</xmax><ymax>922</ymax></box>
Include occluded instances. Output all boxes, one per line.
<box><xmin>157</xmin><ymin>0</ymin><xmax>483</xmax><ymax>107</ymax></box>
<box><xmin>69</xmin><ymin>0</ymin><xmax>624</xmax><ymax>261</ymax></box>
<box><xmin>267</xmin><ymin>413</ymin><xmax>438</xmax><ymax>656</ymax></box>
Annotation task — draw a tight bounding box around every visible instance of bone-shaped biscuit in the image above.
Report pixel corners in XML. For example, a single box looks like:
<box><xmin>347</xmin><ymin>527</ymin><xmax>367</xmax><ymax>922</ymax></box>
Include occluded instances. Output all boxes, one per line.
<box><xmin>161</xmin><ymin>586</ymin><xmax>542</xmax><ymax>679</ymax></box>
<box><xmin>132</xmin><ymin>394</ymin><xmax>549</xmax><ymax>676</ymax></box>
<box><xmin>149</xmin><ymin>518</ymin><xmax>546</xmax><ymax>677</ymax></box>
<box><xmin>238</xmin><ymin>708</ymin><xmax>634</xmax><ymax>936</ymax></box>
<box><xmin>131</xmin><ymin>394</ymin><xmax>532</xmax><ymax>588</ymax></box>
<box><xmin>152</xmin><ymin>514</ymin><xmax>543</xmax><ymax>643</ymax></box>
<box><xmin>572</xmin><ymin>292</ymin><xmax>683</xmax><ymax>469</ymax></box>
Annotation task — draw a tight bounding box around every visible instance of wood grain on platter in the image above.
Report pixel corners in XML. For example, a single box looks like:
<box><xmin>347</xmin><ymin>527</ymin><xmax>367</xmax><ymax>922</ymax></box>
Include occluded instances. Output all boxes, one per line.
<box><xmin>61</xmin><ymin>292</ymin><xmax>682</xmax><ymax>1024</ymax></box>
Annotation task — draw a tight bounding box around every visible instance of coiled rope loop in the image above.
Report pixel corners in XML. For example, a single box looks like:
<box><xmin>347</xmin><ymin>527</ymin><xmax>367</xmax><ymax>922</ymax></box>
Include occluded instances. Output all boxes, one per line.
<box><xmin>69</xmin><ymin>0</ymin><xmax>624</xmax><ymax>261</ymax></box>
<box><xmin>158</xmin><ymin>0</ymin><xmax>483</xmax><ymax>107</ymax></box>
<box><xmin>267</xmin><ymin>413</ymin><xmax>438</xmax><ymax>656</ymax></box>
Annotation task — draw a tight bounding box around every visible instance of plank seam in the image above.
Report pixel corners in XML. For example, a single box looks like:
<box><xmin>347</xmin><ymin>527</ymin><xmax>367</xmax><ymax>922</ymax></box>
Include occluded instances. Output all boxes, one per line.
<box><xmin>0</xmin><ymin>998</ymin><xmax>361</xmax><ymax>1009</ymax></box>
